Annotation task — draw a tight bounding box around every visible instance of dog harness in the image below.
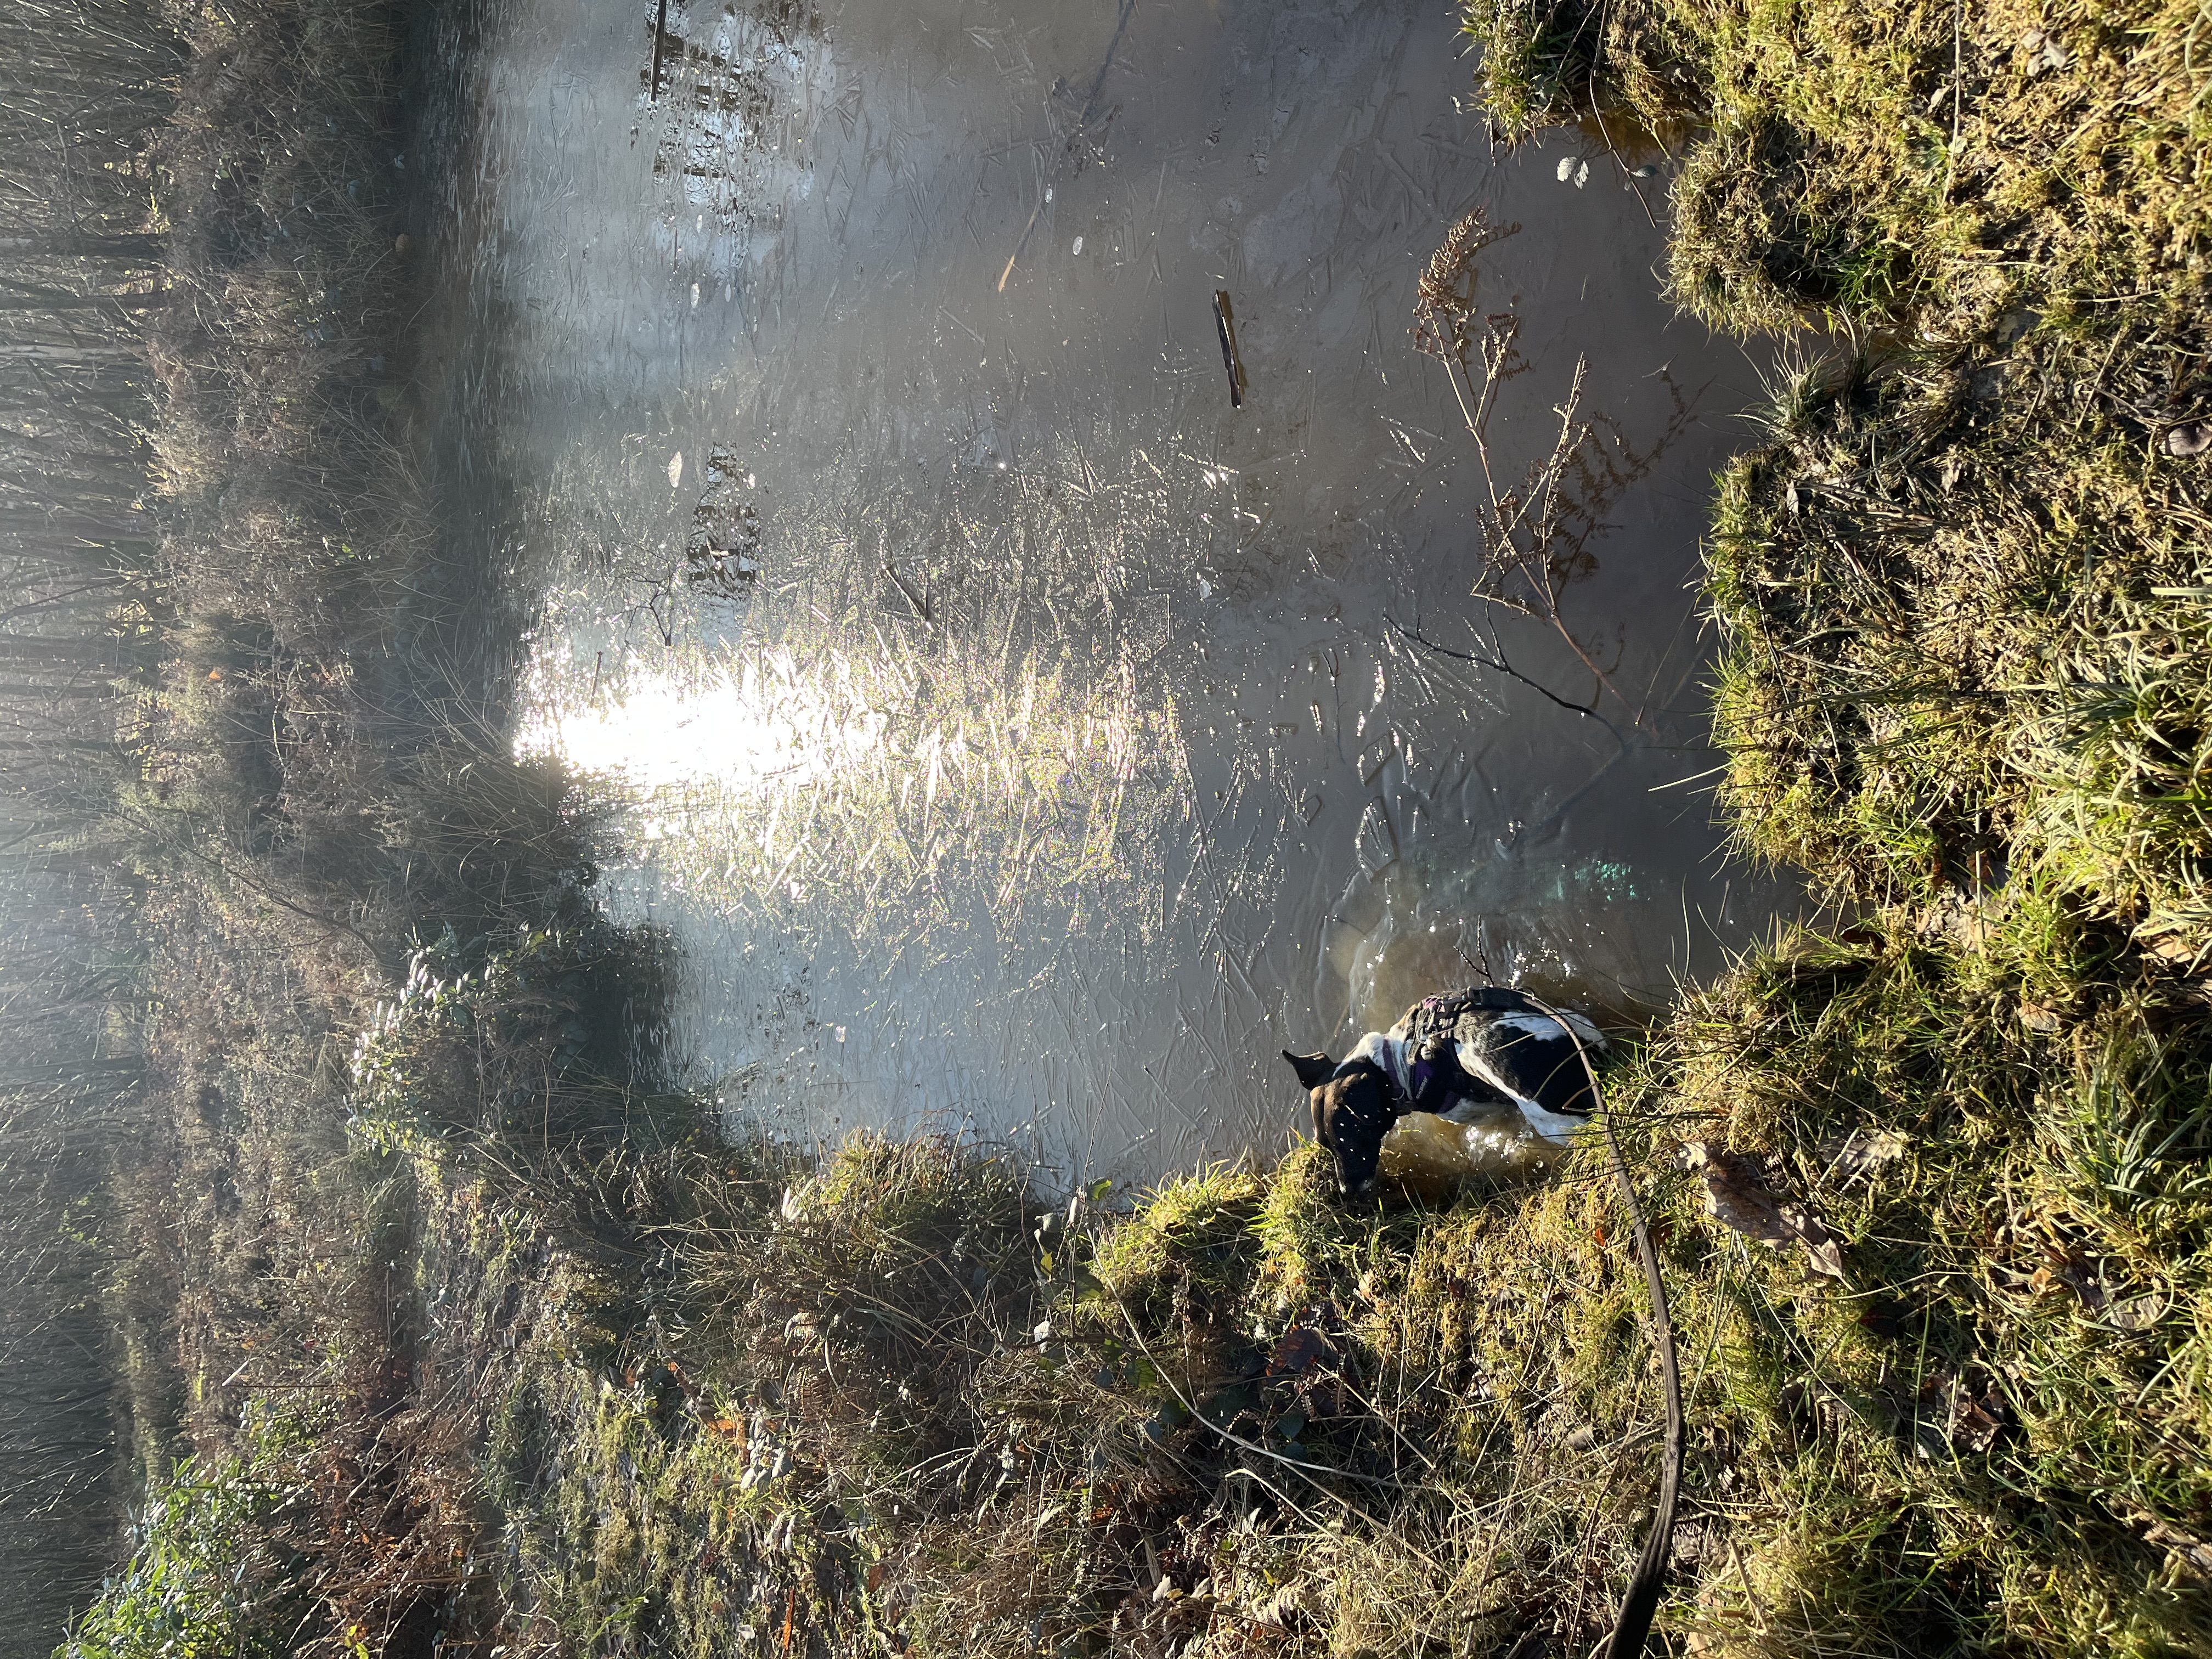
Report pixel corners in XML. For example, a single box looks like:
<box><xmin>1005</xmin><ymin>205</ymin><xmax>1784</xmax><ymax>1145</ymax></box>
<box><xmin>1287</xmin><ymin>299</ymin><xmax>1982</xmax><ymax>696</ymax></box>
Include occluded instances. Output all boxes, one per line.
<box><xmin>1335</xmin><ymin>988</ymin><xmax>1602</xmax><ymax>1138</ymax></box>
<box><xmin>1338</xmin><ymin>990</ymin><xmax>1514</xmax><ymax>1115</ymax></box>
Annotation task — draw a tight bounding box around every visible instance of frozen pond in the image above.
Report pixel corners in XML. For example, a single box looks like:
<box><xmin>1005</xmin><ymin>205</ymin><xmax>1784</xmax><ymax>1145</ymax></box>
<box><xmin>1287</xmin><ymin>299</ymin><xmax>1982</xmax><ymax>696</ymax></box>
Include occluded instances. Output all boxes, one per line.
<box><xmin>405</xmin><ymin>0</ymin><xmax>1793</xmax><ymax>1186</ymax></box>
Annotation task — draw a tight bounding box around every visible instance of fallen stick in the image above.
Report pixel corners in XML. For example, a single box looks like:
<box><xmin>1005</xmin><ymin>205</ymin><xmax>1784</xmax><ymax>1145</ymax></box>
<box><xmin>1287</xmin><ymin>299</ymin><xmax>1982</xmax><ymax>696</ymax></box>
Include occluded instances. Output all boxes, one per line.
<box><xmin>1519</xmin><ymin>992</ymin><xmax>1682</xmax><ymax>1659</ymax></box>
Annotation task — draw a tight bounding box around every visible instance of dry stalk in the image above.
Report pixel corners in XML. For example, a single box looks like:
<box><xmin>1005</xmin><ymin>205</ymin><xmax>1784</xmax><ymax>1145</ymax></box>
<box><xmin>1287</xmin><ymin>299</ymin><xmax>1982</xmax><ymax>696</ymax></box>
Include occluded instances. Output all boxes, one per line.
<box><xmin>1412</xmin><ymin>210</ymin><xmax>1691</xmax><ymax>731</ymax></box>
<box><xmin>1520</xmin><ymin>991</ymin><xmax>1682</xmax><ymax>1659</ymax></box>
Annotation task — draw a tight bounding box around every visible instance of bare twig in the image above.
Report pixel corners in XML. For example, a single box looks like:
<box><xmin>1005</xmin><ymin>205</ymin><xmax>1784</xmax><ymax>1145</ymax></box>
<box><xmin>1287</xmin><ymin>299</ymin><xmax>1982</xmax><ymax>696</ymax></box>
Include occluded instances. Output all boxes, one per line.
<box><xmin>1386</xmin><ymin>612</ymin><xmax>1626</xmax><ymax>746</ymax></box>
<box><xmin>1518</xmin><ymin>992</ymin><xmax>1683</xmax><ymax>1659</ymax></box>
<box><xmin>1410</xmin><ymin>211</ymin><xmax>1695</xmax><ymax>730</ymax></box>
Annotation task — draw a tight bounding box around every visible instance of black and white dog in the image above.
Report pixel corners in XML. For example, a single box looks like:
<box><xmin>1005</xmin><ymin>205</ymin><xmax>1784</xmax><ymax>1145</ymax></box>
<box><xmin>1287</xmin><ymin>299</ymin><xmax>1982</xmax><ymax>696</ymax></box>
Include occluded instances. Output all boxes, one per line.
<box><xmin>1284</xmin><ymin>988</ymin><xmax>1609</xmax><ymax>1198</ymax></box>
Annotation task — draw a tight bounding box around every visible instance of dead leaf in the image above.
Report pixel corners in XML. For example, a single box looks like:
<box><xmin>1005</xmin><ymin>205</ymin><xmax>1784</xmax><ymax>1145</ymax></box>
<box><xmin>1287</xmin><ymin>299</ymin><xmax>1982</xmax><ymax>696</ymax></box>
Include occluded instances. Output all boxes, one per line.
<box><xmin>2051</xmin><ymin>1251</ymin><xmax>2108</xmax><ymax>1314</ymax></box>
<box><xmin>2143</xmin><ymin>1521</ymin><xmax>2212</xmax><ymax>1580</ymax></box>
<box><xmin>1670</xmin><ymin>1520</ymin><xmax>1720</xmax><ymax>1567</ymax></box>
<box><xmin>1679</xmin><ymin>1142</ymin><xmax>1791</xmax><ymax>1243</ymax></box>
<box><xmin>1682</xmin><ymin>1142</ymin><xmax>1845</xmax><ymax>1276</ymax></box>
<box><xmin>2143</xmin><ymin>932</ymin><xmax>2204</xmax><ymax>966</ymax></box>
<box><xmin>2109</xmin><ymin>1290</ymin><xmax>2166</xmax><ymax>1333</ymax></box>
<box><xmin>1951</xmin><ymin>1398</ymin><xmax>2002</xmax><ymax>1453</ymax></box>
<box><xmin>1938</xmin><ymin>1376</ymin><xmax>2005</xmax><ymax>1453</ymax></box>
<box><xmin>1858</xmin><ymin>1299</ymin><xmax>1909</xmax><ymax>1339</ymax></box>
<box><xmin>1252</xmin><ymin>1582</ymin><xmax>1305</xmax><ymax>1630</ymax></box>
<box><xmin>1779</xmin><ymin>1374</ymin><xmax>1855</xmax><ymax>1435</ymax></box>
<box><xmin>1780</xmin><ymin>1205</ymin><xmax>1846</xmax><ymax>1279</ymax></box>
<box><xmin>1266</xmin><ymin>1314</ymin><xmax>1339</xmax><ymax>1380</ymax></box>
<box><xmin>1297</xmin><ymin>1372</ymin><xmax>1351</xmax><ymax>1420</ymax></box>
<box><xmin>1820</xmin><ymin>1126</ymin><xmax>1908</xmax><ymax>1179</ymax></box>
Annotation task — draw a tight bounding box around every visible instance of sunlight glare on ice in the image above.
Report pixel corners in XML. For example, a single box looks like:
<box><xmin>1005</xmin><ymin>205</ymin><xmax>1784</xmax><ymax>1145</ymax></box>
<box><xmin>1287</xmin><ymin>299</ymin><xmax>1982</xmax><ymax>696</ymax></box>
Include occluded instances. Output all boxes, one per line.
<box><xmin>519</xmin><ymin>651</ymin><xmax>887</xmax><ymax>795</ymax></box>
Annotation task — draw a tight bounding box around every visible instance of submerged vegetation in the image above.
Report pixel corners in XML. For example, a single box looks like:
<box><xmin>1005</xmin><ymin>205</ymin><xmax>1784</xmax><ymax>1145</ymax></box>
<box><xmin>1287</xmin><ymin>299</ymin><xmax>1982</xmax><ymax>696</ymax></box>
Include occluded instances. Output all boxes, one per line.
<box><xmin>12</xmin><ymin>0</ymin><xmax>2212</xmax><ymax>1656</ymax></box>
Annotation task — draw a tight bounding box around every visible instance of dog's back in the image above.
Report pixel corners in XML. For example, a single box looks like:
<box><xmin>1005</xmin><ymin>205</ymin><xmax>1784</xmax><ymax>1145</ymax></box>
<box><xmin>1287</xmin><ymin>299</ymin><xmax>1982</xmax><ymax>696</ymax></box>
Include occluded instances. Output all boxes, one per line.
<box><xmin>1288</xmin><ymin>986</ymin><xmax>1611</xmax><ymax>1192</ymax></box>
<box><xmin>1399</xmin><ymin>988</ymin><xmax>1607</xmax><ymax>1121</ymax></box>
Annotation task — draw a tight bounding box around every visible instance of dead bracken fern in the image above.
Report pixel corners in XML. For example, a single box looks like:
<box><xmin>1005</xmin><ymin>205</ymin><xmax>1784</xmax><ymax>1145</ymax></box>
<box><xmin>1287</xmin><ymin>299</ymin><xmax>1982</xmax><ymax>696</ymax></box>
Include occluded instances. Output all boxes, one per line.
<box><xmin>1407</xmin><ymin>209</ymin><xmax>1689</xmax><ymax>728</ymax></box>
<box><xmin>1411</xmin><ymin>208</ymin><xmax>1523</xmax><ymax>380</ymax></box>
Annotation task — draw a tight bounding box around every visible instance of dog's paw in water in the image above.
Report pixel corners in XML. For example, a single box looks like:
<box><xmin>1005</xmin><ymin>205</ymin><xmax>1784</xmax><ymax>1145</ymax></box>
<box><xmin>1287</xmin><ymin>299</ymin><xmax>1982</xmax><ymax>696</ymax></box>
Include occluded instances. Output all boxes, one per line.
<box><xmin>1285</xmin><ymin>987</ymin><xmax>1607</xmax><ymax>1198</ymax></box>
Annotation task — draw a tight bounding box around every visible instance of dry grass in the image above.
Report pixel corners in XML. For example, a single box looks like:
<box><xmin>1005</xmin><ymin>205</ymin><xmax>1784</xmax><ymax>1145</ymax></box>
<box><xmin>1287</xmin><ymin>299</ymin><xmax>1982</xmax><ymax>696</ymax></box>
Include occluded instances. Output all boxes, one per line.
<box><xmin>58</xmin><ymin>2</ymin><xmax>714</xmax><ymax>1653</ymax></box>
<box><xmin>465</xmin><ymin>1128</ymin><xmax>1675</xmax><ymax>1659</ymax></box>
<box><xmin>94</xmin><ymin>917</ymin><xmax>2212</xmax><ymax>1658</ymax></box>
<box><xmin>454</xmin><ymin>960</ymin><xmax>2207</xmax><ymax>1658</ymax></box>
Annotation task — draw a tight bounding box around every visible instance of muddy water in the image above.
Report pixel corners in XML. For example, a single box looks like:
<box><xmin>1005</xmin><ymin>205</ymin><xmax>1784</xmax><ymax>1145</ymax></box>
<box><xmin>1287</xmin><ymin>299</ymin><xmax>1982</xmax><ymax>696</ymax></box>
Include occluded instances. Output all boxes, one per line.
<box><xmin>408</xmin><ymin>0</ymin><xmax>1793</xmax><ymax>1187</ymax></box>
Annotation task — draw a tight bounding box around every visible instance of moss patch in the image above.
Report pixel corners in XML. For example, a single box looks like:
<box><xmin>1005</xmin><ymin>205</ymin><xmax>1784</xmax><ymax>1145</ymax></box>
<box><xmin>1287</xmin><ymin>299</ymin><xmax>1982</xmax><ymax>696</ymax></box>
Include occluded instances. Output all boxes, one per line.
<box><xmin>1462</xmin><ymin>0</ymin><xmax>2212</xmax><ymax>335</ymax></box>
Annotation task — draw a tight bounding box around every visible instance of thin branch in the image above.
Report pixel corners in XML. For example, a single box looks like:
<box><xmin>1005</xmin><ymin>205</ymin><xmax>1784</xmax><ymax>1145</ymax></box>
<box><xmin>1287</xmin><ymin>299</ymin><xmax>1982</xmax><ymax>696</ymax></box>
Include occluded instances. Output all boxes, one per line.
<box><xmin>1519</xmin><ymin>992</ymin><xmax>1683</xmax><ymax>1659</ymax></box>
<box><xmin>1387</xmin><ymin>613</ymin><xmax>1627</xmax><ymax>749</ymax></box>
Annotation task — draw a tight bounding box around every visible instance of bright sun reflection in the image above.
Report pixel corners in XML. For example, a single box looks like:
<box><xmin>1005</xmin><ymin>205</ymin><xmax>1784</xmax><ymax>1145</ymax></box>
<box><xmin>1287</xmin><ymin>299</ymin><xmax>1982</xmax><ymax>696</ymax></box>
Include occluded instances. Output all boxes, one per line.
<box><xmin>518</xmin><ymin>630</ymin><xmax>1161</xmax><ymax>923</ymax></box>
<box><xmin>518</xmin><ymin>649</ymin><xmax>887</xmax><ymax>794</ymax></box>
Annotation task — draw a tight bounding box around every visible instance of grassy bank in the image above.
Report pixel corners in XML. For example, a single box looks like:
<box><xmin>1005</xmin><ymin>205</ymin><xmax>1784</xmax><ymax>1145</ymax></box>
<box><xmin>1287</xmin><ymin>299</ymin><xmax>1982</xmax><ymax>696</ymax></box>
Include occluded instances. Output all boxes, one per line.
<box><xmin>1457</xmin><ymin>0</ymin><xmax>2212</xmax><ymax>1649</ymax></box>
<box><xmin>387</xmin><ymin>928</ymin><xmax>2212</xmax><ymax>1658</ymax></box>
<box><xmin>1456</xmin><ymin>0</ymin><xmax>2211</xmax><ymax>937</ymax></box>
<box><xmin>92</xmin><ymin>928</ymin><xmax>2212</xmax><ymax>1656</ymax></box>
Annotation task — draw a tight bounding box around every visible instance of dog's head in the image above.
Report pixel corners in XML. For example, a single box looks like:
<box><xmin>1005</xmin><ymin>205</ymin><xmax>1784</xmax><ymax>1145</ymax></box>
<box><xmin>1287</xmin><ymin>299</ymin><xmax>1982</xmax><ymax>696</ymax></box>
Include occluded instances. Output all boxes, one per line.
<box><xmin>1283</xmin><ymin>1049</ymin><xmax>1397</xmax><ymax>1198</ymax></box>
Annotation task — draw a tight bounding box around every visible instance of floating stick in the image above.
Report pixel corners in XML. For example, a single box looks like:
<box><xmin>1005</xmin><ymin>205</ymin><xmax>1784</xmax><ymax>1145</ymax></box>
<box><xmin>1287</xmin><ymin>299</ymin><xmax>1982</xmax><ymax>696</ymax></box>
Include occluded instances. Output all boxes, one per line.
<box><xmin>1213</xmin><ymin>289</ymin><xmax>1245</xmax><ymax>408</ymax></box>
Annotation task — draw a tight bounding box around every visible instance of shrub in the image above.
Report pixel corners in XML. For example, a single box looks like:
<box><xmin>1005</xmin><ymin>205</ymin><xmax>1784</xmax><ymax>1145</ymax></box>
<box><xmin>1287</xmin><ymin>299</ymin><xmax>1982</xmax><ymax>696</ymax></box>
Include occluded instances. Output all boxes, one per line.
<box><xmin>60</xmin><ymin>1421</ymin><xmax>313</xmax><ymax>1659</ymax></box>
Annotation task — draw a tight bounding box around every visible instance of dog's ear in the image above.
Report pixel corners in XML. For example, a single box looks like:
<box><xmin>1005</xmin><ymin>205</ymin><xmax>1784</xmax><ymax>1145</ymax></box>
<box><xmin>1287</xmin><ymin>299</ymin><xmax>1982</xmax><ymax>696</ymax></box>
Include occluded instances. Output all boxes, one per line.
<box><xmin>1283</xmin><ymin>1049</ymin><xmax>1336</xmax><ymax>1090</ymax></box>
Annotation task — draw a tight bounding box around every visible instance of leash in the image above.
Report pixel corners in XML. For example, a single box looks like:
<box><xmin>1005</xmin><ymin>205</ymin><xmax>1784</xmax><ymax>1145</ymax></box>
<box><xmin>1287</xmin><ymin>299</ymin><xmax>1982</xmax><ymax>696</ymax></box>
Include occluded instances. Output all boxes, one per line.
<box><xmin>1520</xmin><ymin>994</ymin><xmax>1683</xmax><ymax>1659</ymax></box>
